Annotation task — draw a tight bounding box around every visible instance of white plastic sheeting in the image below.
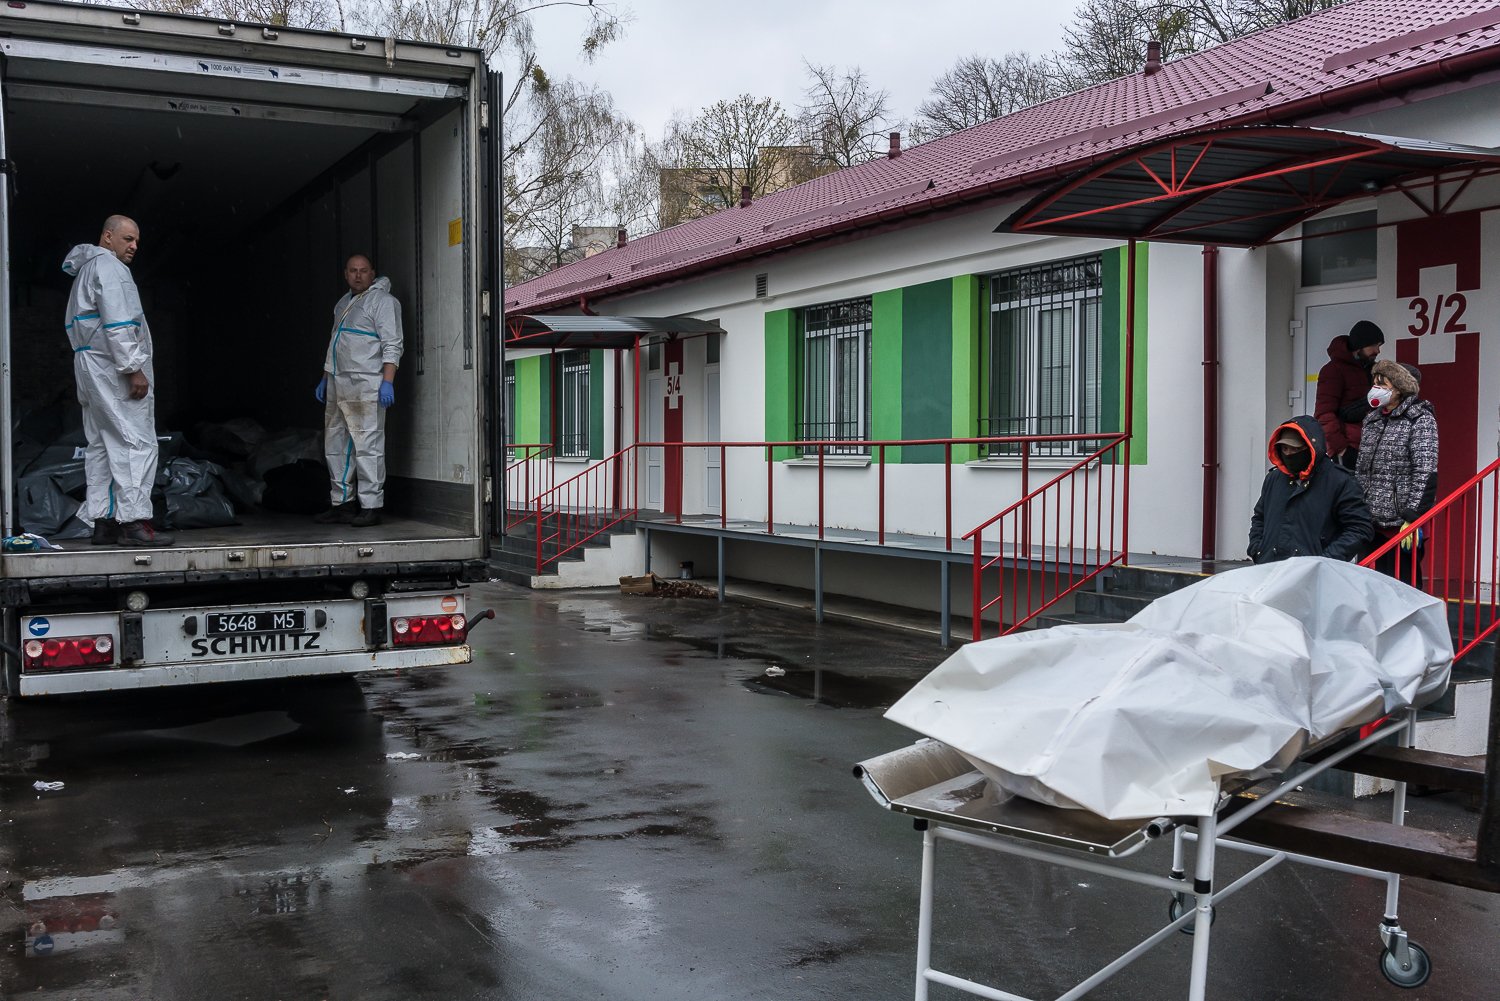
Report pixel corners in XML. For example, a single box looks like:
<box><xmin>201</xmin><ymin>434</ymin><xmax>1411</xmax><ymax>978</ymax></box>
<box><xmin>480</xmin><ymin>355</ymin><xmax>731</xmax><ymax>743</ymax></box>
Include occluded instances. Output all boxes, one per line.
<box><xmin>885</xmin><ymin>559</ymin><xmax>1453</xmax><ymax>820</ymax></box>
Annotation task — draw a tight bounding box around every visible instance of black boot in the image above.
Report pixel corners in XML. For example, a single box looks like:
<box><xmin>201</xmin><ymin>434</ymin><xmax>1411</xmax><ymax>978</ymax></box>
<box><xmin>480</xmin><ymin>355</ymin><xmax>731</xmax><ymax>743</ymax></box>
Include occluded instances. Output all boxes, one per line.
<box><xmin>349</xmin><ymin>506</ymin><xmax>382</xmax><ymax>527</ymax></box>
<box><xmin>90</xmin><ymin>518</ymin><xmax>122</xmax><ymax>546</ymax></box>
<box><xmin>314</xmin><ymin>501</ymin><xmax>359</xmax><ymax>524</ymax></box>
<box><xmin>119</xmin><ymin>520</ymin><xmax>174</xmax><ymax>547</ymax></box>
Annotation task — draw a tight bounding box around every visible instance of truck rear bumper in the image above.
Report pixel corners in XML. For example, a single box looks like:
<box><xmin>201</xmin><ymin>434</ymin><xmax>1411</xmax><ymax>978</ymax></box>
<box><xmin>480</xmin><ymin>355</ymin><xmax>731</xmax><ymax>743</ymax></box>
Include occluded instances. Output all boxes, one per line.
<box><xmin>17</xmin><ymin>645</ymin><xmax>471</xmax><ymax>696</ymax></box>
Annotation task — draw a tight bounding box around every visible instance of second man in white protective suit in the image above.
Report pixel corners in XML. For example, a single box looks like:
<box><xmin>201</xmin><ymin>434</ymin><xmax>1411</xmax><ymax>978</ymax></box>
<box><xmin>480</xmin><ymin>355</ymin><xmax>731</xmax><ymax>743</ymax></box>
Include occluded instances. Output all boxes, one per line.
<box><xmin>314</xmin><ymin>255</ymin><xmax>403</xmax><ymax>528</ymax></box>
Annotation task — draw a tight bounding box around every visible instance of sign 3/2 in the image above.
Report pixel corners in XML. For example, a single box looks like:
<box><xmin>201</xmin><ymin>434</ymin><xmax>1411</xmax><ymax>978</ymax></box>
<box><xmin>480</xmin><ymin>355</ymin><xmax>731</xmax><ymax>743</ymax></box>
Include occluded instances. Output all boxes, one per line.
<box><xmin>1406</xmin><ymin>293</ymin><xmax>1469</xmax><ymax>336</ymax></box>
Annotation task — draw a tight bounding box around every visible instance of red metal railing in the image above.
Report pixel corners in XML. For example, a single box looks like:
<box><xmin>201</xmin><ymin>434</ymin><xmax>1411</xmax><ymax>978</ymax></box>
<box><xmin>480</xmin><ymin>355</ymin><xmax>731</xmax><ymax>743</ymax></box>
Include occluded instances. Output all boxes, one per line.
<box><xmin>521</xmin><ymin>433</ymin><xmax>1133</xmax><ymax>591</ymax></box>
<box><xmin>1359</xmin><ymin>455</ymin><xmax>1500</xmax><ymax>662</ymax></box>
<box><xmin>503</xmin><ymin>443</ymin><xmax>555</xmax><ymax>531</ymax></box>
<box><xmin>531</xmin><ymin>445</ymin><xmax>641</xmax><ymax>572</ymax></box>
<box><xmin>964</xmin><ymin>434</ymin><xmax>1130</xmax><ymax>640</ymax></box>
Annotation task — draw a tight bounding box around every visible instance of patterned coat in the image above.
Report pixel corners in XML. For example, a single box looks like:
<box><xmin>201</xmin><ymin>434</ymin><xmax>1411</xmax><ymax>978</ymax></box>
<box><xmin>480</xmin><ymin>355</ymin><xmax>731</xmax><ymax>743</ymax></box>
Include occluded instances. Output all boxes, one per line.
<box><xmin>1355</xmin><ymin>397</ymin><xmax>1438</xmax><ymax>528</ymax></box>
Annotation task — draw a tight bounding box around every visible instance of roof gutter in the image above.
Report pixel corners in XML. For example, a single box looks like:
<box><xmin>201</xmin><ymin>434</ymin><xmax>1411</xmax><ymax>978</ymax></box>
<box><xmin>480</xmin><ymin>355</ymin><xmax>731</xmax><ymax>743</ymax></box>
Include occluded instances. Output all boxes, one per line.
<box><xmin>517</xmin><ymin>45</ymin><xmax>1500</xmax><ymax>316</ymax></box>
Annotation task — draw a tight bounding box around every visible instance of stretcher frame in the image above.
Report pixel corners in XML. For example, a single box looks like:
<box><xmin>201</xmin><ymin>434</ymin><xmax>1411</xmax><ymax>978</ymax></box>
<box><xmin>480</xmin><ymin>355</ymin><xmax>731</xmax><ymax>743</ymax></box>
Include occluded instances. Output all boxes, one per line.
<box><xmin>855</xmin><ymin>709</ymin><xmax>1463</xmax><ymax>1001</ymax></box>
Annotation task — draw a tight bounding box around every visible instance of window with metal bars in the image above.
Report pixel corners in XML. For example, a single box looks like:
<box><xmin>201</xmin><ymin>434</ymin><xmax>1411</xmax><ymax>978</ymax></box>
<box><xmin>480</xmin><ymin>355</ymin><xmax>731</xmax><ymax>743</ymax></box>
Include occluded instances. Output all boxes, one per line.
<box><xmin>558</xmin><ymin>351</ymin><xmax>590</xmax><ymax>458</ymax></box>
<box><xmin>984</xmin><ymin>254</ymin><xmax>1103</xmax><ymax>458</ymax></box>
<box><xmin>799</xmin><ymin>296</ymin><xmax>872</xmax><ymax>455</ymax></box>
<box><xmin>504</xmin><ymin>361</ymin><xmax>516</xmax><ymax>457</ymax></box>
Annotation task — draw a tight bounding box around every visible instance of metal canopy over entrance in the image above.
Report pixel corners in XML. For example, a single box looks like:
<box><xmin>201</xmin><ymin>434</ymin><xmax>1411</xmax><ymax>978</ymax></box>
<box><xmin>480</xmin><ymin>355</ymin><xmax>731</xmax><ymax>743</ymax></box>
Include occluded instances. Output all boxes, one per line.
<box><xmin>1002</xmin><ymin>125</ymin><xmax>1500</xmax><ymax>247</ymax></box>
<box><xmin>505</xmin><ymin>314</ymin><xmax>725</xmax><ymax>350</ymax></box>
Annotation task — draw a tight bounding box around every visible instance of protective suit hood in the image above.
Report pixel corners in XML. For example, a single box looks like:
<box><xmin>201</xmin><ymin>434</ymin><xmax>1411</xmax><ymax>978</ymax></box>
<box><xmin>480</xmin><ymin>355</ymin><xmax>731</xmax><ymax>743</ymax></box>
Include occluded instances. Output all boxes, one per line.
<box><xmin>62</xmin><ymin>243</ymin><xmax>115</xmax><ymax>277</ymax></box>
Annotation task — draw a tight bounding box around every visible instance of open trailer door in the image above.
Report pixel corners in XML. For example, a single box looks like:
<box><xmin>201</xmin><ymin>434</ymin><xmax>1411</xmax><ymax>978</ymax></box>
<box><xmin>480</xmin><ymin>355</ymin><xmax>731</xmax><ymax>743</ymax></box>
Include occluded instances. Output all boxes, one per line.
<box><xmin>0</xmin><ymin>63</ymin><xmax>13</xmax><ymax>542</ymax></box>
<box><xmin>482</xmin><ymin>66</ymin><xmax>506</xmax><ymax>537</ymax></box>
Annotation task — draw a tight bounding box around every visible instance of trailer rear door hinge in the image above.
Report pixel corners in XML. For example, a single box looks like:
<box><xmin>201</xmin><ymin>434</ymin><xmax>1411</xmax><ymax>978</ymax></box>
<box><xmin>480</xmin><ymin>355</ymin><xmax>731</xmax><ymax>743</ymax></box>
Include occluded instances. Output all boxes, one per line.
<box><xmin>481</xmin><ymin>289</ymin><xmax>491</xmax><ymax>318</ymax></box>
<box><xmin>480</xmin><ymin>101</ymin><xmax>490</xmax><ymax>131</ymax></box>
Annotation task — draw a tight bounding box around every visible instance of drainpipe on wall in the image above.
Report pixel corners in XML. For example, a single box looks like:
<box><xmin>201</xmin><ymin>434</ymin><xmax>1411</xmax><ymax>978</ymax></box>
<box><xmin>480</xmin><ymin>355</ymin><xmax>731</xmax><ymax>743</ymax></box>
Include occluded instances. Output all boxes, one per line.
<box><xmin>1201</xmin><ymin>245</ymin><xmax>1220</xmax><ymax>562</ymax></box>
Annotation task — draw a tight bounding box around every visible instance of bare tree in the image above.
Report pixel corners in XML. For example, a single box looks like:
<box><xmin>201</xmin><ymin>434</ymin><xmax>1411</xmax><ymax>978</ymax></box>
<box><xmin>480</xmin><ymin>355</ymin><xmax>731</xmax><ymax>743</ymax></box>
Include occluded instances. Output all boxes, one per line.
<box><xmin>797</xmin><ymin>62</ymin><xmax>895</xmax><ymax>169</ymax></box>
<box><xmin>1058</xmin><ymin>0</ymin><xmax>1346</xmax><ymax>87</ymax></box>
<box><xmin>354</xmin><ymin>0</ymin><xmax>625</xmax><ymax>120</ymax></box>
<box><xmin>1233</xmin><ymin>0</ymin><xmax>1343</xmax><ymax>29</ymax></box>
<box><xmin>913</xmin><ymin>53</ymin><xmax>1066</xmax><ymax>141</ymax></box>
<box><xmin>1059</xmin><ymin>1</ymin><xmax>1196</xmax><ymax>87</ymax></box>
<box><xmin>503</xmin><ymin>72</ymin><xmax>634</xmax><ymax>279</ymax></box>
<box><xmin>125</xmin><ymin>0</ymin><xmax>340</xmax><ymax>28</ymax></box>
<box><xmin>659</xmin><ymin>95</ymin><xmax>803</xmax><ymax>226</ymax></box>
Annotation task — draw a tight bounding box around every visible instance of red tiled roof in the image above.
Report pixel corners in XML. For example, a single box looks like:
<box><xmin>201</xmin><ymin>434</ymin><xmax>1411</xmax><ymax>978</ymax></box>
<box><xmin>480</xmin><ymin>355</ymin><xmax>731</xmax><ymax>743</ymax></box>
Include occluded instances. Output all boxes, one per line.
<box><xmin>508</xmin><ymin>0</ymin><xmax>1500</xmax><ymax>313</ymax></box>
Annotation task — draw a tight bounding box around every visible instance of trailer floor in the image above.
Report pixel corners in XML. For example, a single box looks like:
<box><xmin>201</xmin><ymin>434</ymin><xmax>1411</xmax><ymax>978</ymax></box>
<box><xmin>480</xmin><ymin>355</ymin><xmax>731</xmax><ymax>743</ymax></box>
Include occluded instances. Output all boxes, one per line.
<box><xmin>39</xmin><ymin>509</ymin><xmax>468</xmax><ymax>552</ymax></box>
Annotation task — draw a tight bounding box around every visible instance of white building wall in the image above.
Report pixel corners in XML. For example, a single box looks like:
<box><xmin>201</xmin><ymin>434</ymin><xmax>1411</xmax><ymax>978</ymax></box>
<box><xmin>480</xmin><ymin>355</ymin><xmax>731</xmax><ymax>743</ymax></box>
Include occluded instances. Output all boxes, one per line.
<box><xmin>594</xmin><ymin>214</ymin><xmax>1230</xmax><ymax>561</ymax></box>
<box><xmin>511</xmin><ymin>82</ymin><xmax>1500</xmax><ymax>574</ymax></box>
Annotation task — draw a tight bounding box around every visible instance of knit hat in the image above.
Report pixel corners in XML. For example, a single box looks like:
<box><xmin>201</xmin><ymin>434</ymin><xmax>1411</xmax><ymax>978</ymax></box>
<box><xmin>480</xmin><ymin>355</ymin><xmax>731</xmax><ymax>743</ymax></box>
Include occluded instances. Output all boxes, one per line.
<box><xmin>1348</xmin><ymin>320</ymin><xmax>1385</xmax><ymax>350</ymax></box>
<box><xmin>1371</xmin><ymin>358</ymin><xmax>1419</xmax><ymax>398</ymax></box>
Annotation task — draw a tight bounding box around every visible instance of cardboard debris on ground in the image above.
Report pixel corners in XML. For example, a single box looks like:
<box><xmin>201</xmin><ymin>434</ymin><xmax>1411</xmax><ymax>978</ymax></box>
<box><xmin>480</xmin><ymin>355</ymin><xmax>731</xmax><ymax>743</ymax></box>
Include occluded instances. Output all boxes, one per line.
<box><xmin>618</xmin><ymin>573</ymin><xmax>716</xmax><ymax>599</ymax></box>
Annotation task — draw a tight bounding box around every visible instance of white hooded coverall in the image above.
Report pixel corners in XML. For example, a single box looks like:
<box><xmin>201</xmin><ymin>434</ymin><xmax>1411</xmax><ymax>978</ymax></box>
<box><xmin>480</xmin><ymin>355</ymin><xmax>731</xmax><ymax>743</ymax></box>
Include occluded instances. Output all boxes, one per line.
<box><xmin>62</xmin><ymin>244</ymin><xmax>158</xmax><ymax>525</ymax></box>
<box><xmin>323</xmin><ymin>276</ymin><xmax>404</xmax><ymax>509</ymax></box>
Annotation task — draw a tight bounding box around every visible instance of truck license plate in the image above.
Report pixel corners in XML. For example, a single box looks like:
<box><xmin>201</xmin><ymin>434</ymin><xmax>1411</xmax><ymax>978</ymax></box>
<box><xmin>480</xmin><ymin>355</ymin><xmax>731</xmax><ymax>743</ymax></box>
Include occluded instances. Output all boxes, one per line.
<box><xmin>206</xmin><ymin>609</ymin><xmax>307</xmax><ymax>635</ymax></box>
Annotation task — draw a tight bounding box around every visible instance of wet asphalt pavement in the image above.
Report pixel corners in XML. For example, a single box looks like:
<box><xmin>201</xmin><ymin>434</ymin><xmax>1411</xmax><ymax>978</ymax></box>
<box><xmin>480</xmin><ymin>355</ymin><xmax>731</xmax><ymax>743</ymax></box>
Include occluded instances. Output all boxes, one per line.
<box><xmin>1</xmin><ymin>581</ymin><xmax>1497</xmax><ymax>1000</ymax></box>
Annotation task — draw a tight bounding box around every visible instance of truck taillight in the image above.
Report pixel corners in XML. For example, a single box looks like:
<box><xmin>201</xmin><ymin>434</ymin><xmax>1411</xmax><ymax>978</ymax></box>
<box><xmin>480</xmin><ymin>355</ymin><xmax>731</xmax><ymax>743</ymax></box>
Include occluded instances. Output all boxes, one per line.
<box><xmin>389</xmin><ymin>615</ymin><xmax>467</xmax><ymax>647</ymax></box>
<box><xmin>23</xmin><ymin>635</ymin><xmax>116</xmax><ymax>671</ymax></box>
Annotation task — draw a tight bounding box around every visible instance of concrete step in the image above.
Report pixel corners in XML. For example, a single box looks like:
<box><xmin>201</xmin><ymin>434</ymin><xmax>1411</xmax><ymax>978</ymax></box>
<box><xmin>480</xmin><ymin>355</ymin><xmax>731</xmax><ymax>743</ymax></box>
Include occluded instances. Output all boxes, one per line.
<box><xmin>502</xmin><ymin>514</ymin><xmax>637</xmax><ymax>540</ymax></box>
<box><xmin>490</xmin><ymin>564</ymin><xmax>543</xmax><ymax>587</ymax></box>
<box><xmin>1073</xmin><ymin>588</ymin><xmax>1153</xmax><ymax>620</ymax></box>
<box><xmin>1105</xmin><ymin>566</ymin><xmax>1213</xmax><ymax>598</ymax></box>
<box><xmin>1031</xmin><ymin>611</ymin><xmax>1124</xmax><ymax>631</ymax></box>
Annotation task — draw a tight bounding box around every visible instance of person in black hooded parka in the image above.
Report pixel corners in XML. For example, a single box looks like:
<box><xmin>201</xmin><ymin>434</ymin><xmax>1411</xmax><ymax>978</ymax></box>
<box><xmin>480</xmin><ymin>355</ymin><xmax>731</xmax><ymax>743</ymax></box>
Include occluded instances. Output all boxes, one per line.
<box><xmin>1248</xmin><ymin>414</ymin><xmax>1373</xmax><ymax>564</ymax></box>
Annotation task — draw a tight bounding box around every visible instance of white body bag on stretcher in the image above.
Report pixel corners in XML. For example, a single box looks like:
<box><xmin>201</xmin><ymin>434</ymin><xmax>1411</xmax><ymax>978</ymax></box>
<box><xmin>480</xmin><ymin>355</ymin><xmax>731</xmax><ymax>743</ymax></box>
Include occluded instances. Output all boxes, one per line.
<box><xmin>885</xmin><ymin>558</ymin><xmax>1453</xmax><ymax>820</ymax></box>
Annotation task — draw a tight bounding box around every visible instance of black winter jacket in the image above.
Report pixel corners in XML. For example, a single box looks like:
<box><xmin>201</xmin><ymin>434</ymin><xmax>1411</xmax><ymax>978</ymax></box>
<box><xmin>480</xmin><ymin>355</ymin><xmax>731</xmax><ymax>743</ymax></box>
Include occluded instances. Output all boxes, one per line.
<box><xmin>1249</xmin><ymin>416</ymin><xmax>1373</xmax><ymax>564</ymax></box>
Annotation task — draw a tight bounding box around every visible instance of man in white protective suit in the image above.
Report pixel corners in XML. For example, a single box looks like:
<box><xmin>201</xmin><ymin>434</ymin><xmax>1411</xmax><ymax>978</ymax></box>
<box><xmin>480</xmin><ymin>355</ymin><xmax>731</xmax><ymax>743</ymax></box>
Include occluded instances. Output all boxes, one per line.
<box><xmin>313</xmin><ymin>255</ymin><xmax>403</xmax><ymax>528</ymax></box>
<box><xmin>62</xmin><ymin>215</ymin><xmax>174</xmax><ymax>548</ymax></box>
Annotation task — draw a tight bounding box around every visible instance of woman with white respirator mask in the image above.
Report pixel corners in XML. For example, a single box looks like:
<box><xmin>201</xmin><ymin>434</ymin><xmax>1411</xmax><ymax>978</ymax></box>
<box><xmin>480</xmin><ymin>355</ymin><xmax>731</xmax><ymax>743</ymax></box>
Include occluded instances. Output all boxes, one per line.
<box><xmin>1356</xmin><ymin>360</ymin><xmax>1438</xmax><ymax>589</ymax></box>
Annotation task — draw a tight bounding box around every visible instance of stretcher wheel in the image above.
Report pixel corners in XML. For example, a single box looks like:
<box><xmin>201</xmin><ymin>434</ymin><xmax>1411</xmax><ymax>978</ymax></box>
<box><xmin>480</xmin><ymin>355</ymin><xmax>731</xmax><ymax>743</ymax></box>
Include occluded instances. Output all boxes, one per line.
<box><xmin>1167</xmin><ymin>895</ymin><xmax>1215</xmax><ymax>934</ymax></box>
<box><xmin>1379</xmin><ymin>942</ymin><xmax>1431</xmax><ymax>989</ymax></box>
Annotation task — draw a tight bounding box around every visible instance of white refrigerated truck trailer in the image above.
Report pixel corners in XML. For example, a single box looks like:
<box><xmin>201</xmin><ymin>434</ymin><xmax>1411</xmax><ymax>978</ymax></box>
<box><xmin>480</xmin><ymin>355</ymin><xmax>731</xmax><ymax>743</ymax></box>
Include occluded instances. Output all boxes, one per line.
<box><xmin>0</xmin><ymin>1</ymin><xmax>505</xmax><ymax>696</ymax></box>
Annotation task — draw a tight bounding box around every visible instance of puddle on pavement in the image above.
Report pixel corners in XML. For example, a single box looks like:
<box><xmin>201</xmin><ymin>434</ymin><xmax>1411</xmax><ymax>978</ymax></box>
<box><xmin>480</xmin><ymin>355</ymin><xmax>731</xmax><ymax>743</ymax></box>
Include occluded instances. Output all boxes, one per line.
<box><xmin>741</xmin><ymin>669</ymin><xmax>913</xmax><ymax>709</ymax></box>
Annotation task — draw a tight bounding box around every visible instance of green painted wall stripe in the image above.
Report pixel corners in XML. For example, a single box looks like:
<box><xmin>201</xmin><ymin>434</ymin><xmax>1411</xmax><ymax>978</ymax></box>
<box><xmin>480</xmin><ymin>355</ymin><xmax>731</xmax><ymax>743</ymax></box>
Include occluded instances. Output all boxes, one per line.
<box><xmin>951</xmin><ymin>275</ymin><xmax>981</xmax><ymax>463</ymax></box>
<box><xmin>589</xmin><ymin>350</ymin><xmax>605</xmax><ymax>460</ymax></box>
<box><xmin>1100</xmin><ymin>246</ymin><xmax>1149</xmax><ymax>465</ymax></box>
<box><xmin>515</xmin><ymin>356</ymin><xmax>541</xmax><ymax>447</ymax></box>
<box><xmin>538</xmin><ymin>354</ymin><xmax>553</xmax><ymax>446</ymax></box>
<box><xmin>763</xmin><ymin>309</ymin><xmax>797</xmax><ymax>460</ymax></box>
<box><xmin>1129</xmin><ymin>246</ymin><xmax>1149</xmax><ymax>466</ymax></box>
<box><xmin>1101</xmin><ymin>252</ymin><xmax>1122</xmax><ymax>437</ymax></box>
<box><xmin>871</xmin><ymin>288</ymin><xmax>903</xmax><ymax>463</ymax></box>
<box><xmin>900</xmin><ymin>279</ymin><xmax>952</xmax><ymax>464</ymax></box>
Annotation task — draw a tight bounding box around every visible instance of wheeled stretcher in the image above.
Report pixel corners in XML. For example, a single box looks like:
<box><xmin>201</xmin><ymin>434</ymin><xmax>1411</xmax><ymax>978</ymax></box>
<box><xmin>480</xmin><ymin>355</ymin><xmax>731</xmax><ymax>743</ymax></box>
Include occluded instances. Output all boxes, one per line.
<box><xmin>856</xmin><ymin>699</ymin><xmax>1500</xmax><ymax>1001</ymax></box>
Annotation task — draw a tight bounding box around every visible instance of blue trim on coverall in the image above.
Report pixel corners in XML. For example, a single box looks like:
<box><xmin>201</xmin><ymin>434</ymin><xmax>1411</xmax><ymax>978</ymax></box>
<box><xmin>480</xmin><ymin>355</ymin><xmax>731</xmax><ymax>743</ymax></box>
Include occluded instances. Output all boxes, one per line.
<box><xmin>339</xmin><ymin>438</ymin><xmax>354</xmax><ymax>503</ymax></box>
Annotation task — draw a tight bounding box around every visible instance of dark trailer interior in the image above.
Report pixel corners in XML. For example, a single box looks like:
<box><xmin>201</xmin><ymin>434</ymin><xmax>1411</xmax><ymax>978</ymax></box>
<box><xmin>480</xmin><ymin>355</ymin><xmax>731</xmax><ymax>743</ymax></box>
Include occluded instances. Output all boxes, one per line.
<box><xmin>0</xmin><ymin>13</ymin><xmax>486</xmax><ymax>569</ymax></box>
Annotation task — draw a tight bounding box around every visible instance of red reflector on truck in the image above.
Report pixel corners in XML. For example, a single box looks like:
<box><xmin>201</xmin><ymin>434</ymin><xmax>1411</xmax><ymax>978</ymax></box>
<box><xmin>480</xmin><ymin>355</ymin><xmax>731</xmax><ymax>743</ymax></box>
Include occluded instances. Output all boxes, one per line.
<box><xmin>389</xmin><ymin>615</ymin><xmax>467</xmax><ymax>647</ymax></box>
<box><xmin>23</xmin><ymin>635</ymin><xmax>115</xmax><ymax>671</ymax></box>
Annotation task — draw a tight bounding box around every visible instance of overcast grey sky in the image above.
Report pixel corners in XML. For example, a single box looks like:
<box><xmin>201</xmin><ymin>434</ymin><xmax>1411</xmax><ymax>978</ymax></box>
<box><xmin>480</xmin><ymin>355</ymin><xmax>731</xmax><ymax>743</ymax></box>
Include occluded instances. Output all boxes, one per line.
<box><xmin>526</xmin><ymin>0</ymin><xmax>1088</xmax><ymax>140</ymax></box>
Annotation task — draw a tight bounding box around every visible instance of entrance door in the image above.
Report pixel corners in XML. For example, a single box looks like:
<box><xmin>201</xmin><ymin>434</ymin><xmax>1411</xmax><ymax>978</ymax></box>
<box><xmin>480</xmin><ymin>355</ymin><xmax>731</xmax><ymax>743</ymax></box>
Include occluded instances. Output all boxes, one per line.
<box><xmin>663</xmin><ymin>339</ymin><xmax>685</xmax><ymax>517</ymax></box>
<box><xmin>1293</xmin><ymin>291</ymin><xmax>1376</xmax><ymax>420</ymax></box>
<box><xmin>646</xmin><ymin>374</ymin><xmax>664</xmax><ymax>509</ymax></box>
<box><xmin>704</xmin><ymin>364</ymin><xmax>721</xmax><ymax>514</ymax></box>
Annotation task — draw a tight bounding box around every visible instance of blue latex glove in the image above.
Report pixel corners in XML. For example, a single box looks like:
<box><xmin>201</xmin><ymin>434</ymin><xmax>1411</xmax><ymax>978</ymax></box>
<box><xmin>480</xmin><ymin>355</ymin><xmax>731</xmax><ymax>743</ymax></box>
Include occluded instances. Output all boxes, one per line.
<box><xmin>379</xmin><ymin>381</ymin><xmax>395</xmax><ymax>409</ymax></box>
<box><xmin>314</xmin><ymin>376</ymin><xmax>327</xmax><ymax>403</ymax></box>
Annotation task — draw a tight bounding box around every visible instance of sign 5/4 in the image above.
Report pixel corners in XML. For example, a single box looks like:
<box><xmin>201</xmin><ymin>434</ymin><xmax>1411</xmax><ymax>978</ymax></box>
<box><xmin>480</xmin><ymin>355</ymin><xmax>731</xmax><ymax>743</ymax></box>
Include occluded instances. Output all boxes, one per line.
<box><xmin>1407</xmin><ymin>293</ymin><xmax>1469</xmax><ymax>336</ymax></box>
